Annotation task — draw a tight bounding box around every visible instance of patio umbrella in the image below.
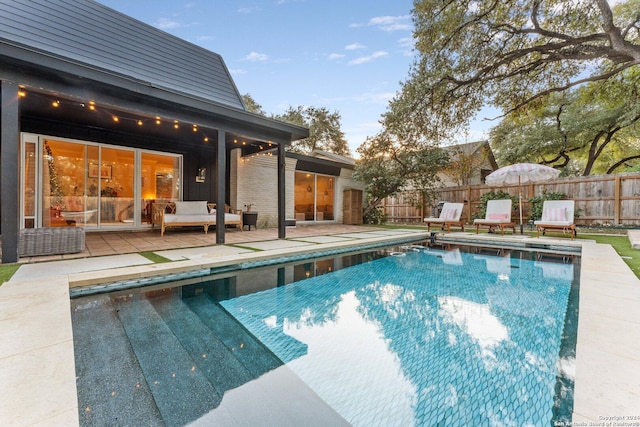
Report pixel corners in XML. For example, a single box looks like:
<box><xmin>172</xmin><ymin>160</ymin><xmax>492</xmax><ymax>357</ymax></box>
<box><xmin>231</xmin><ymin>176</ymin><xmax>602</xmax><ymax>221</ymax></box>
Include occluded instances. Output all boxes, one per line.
<box><xmin>485</xmin><ymin>163</ymin><xmax>560</xmax><ymax>234</ymax></box>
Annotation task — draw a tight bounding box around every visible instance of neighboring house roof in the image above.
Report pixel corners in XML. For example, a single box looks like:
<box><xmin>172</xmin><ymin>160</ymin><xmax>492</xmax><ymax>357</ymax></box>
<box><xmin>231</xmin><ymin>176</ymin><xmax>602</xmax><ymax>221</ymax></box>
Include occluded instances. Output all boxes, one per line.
<box><xmin>309</xmin><ymin>150</ymin><xmax>356</xmax><ymax>167</ymax></box>
<box><xmin>0</xmin><ymin>0</ymin><xmax>243</xmax><ymax>109</ymax></box>
<box><xmin>443</xmin><ymin>140</ymin><xmax>499</xmax><ymax>170</ymax></box>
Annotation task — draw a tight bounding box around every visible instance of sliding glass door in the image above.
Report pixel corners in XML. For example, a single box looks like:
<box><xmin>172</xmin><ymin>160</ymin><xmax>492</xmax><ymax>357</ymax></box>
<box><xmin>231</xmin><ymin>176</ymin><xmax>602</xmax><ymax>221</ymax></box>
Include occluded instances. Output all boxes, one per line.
<box><xmin>21</xmin><ymin>134</ymin><xmax>181</xmax><ymax>229</ymax></box>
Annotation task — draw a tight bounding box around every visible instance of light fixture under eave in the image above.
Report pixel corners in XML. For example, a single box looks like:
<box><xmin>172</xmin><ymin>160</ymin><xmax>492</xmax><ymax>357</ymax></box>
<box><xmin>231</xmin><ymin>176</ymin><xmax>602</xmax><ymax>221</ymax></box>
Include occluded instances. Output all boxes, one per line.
<box><xmin>113</xmin><ymin>115</ymin><xmax>119</xmax><ymax>122</ymax></box>
<box><xmin>17</xmin><ymin>90</ymin><xmax>26</xmax><ymax>98</ymax></box>
<box><xmin>52</xmin><ymin>100</ymin><xmax>60</xmax><ymax>107</ymax></box>
<box><xmin>137</xmin><ymin>120</ymin><xmax>143</xmax><ymax>126</ymax></box>
<box><xmin>174</xmin><ymin>120</ymin><xmax>179</xmax><ymax>129</ymax></box>
<box><xmin>88</xmin><ymin>101</ymin><xmax>96</xmax><ymax>111</ymax></box>
<box><xmin>155</xmin><ymin>116</ymin><xmax>161</xmax><ymax>125</ymax></box>
<box><xmin>203</xmin><ymin>137</ymin><xmax>209</xmax><ymax>142</ymax></box>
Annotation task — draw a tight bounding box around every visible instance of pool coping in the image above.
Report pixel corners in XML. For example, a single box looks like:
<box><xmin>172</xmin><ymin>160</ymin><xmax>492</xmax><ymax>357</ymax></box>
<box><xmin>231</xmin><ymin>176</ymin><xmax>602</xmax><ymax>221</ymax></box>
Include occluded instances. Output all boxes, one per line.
<box><xmin>1</xmin><ymin>231</ymin><xmax>638</xmax><ymax>425</ymax></box>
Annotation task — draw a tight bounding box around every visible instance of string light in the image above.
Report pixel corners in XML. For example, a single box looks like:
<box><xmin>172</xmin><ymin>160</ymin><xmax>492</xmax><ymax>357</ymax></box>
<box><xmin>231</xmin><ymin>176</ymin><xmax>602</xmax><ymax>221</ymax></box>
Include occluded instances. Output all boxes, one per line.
<box><xmin>23</xmin><ymin>89</ymin><xmax>245</xmax><ymax>145</ymax></box>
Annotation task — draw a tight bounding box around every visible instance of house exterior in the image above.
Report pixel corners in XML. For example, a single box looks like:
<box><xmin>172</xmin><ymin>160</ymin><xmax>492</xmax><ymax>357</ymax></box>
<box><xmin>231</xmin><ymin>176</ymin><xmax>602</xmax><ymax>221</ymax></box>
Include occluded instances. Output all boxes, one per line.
<box><xmin>1</xmin><ymin>0</ymin><xmax>312</xmax><ymax>262</ymax></box>
<box><xmin>232</xmin><ymin>149</ymin><xmax>363</xmax><ymax>226</ymax></box>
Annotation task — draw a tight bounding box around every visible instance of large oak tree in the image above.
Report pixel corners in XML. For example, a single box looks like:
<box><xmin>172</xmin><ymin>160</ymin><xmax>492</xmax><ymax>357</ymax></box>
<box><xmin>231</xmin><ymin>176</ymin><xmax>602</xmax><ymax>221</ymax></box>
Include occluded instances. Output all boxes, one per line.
<box><xmin>384</xmin><ymin>0</ymin><xmax>640</xmax><ymax>143</ymax></box>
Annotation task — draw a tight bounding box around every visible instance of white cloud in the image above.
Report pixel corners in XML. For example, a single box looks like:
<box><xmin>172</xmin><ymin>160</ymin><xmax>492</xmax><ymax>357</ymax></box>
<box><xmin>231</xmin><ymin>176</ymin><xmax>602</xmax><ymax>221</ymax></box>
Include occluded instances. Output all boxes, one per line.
<box><xmin>348</xmin><ymin>50</ymin><xmax>388</xmax><ymax>65</ymax></box>
<box><xmin>328</xmin><ymin>53</ymin><xmax>346</xmax><ymax>60</ymax></box>
<box><xmin>238</xmin><ymin>6</ymin><xmax>260</xmax><ymax>14</ymax></box>
<box><xmin>243</xmin><ymin>51</ymin><xmax>269</xmax><ymax>61</ymax></box>
<box><xmin>345</xmin><ymin>42</ymin><xmax>366</xmax><ymax>50</ymax></box>
<box><xmin>350</xmin><ymin>15</ymin><xmax>412</xmax><ymax>32</ymax></box>
<box><xmin>155</xmin><ymin>17</ymin><xmax>182</xmax><ymax>30</ymax></box>
<box><xmin>229</xmin><ymin>68</ymin><xmax>247</xmax><ymax>75</ymax></box>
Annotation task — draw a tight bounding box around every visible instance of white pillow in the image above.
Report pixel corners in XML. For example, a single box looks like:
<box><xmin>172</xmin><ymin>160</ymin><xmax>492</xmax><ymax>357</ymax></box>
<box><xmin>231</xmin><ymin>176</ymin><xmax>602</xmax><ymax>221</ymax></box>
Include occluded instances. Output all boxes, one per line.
<box><xmin>175</xmin><ymin>201</ymin><xmax>208</xmax><ymax>215</ymax></box>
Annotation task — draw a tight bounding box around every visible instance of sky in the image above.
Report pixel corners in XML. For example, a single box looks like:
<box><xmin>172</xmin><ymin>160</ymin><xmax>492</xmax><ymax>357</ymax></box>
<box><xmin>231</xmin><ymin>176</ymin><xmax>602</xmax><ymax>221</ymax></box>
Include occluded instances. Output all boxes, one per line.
<box><xmin>98</xmin><ymin>0</ymin><xmax>493</xmax><ymax>156</ymax></box>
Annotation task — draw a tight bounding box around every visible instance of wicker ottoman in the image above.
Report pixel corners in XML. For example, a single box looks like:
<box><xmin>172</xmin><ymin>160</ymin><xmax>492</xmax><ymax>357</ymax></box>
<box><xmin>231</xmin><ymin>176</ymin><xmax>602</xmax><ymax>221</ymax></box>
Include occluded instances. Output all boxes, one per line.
<box><xmin>19</xmin><ymin>227</ymin><xmax>86</xmax><ymax>257</ymax></box>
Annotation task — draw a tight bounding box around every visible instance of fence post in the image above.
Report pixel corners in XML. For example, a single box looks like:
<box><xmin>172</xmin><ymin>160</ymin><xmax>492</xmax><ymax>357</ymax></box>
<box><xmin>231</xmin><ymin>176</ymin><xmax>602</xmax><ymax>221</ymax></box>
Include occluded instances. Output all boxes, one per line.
<box><xmin>614</xmin><ymin>176</ymin><xmax>621</xmax><ymax>225</ymax></box>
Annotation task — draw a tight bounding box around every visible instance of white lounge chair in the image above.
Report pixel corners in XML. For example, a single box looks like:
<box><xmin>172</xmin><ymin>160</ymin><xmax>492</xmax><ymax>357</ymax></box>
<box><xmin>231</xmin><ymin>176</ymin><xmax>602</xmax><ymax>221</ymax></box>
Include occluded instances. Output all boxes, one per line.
<box><xmin>424</xmin><ymin>202</ymin><xmax>465</xmax><ymax>232</ymax></box>
<box><xmin>474</xmin><ymin>199</ymin><xmax>516</xmax><ymax>235</ymax></box>
<box><xmin>534</xmin><ymin>200</ymin><xmax>576</xmax><ymax>239</ymax></box>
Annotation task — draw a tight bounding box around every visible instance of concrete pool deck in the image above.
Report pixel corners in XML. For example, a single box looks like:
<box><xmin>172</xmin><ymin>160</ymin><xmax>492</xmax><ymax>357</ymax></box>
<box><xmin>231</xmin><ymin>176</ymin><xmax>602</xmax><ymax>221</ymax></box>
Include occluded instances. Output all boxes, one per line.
<box><xmin>1</xmin><ymin>228</ymin><xmax>639</xmax><ymax>425</ymax></box>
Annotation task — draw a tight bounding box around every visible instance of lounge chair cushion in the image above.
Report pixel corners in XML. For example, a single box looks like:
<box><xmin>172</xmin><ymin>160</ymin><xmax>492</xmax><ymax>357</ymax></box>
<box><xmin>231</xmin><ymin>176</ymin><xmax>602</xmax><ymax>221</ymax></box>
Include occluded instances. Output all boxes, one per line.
<box><xmin>543</xmin><ymin>207</ymin><xmax>566</xmax><ymax>222</ymax></box>
<box><xmin>488</xmin><ymin>213</ymin><xmax>508</xmax><ymax>220</ymax></box>
<box><xmin>441</xmin><ymin>208</ymin><xmax>457</xmax><ymax>220</ymax></box>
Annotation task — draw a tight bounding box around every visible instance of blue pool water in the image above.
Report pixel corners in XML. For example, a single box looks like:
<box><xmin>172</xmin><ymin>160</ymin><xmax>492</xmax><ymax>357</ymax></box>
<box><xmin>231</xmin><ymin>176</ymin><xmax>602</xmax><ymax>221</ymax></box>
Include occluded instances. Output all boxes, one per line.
<box><xmin>72</xmin><ymin>244</ymin><xmax>578</xmax><ymax>426</ymax></box>
<box><xmin>220</xmin><ymin>247</ymin><xmax>577</xmax><ymax>426</ymax></box>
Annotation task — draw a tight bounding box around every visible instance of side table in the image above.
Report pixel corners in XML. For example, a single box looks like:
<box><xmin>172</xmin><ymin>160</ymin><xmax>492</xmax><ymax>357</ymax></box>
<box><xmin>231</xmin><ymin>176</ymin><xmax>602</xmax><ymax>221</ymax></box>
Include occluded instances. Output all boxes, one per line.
<box><xmin>243</xmin><ymin>211</ymin><xmax>258</xmax><ymax>230</ymax></box>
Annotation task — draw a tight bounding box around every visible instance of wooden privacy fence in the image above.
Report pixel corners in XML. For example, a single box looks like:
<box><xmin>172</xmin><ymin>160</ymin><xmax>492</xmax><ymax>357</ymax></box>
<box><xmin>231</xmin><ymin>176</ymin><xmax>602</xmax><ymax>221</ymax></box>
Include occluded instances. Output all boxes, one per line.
<box><xmin>383</xmin><ymin>172</ymin><xmax>640</xmax><ymax>227</ymax></box>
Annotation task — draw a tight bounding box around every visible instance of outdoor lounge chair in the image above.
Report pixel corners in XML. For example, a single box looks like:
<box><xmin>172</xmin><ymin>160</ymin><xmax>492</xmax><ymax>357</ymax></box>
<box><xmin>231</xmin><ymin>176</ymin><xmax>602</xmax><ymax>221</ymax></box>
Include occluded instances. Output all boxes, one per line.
<box><xmin>424</xmin><ymin>202</ymin><xmax>465</xmax><ymax>232</ymax></box>
<box><xmin>474</xmin><ymin>199</ymin><xmax>516</xmax><ymax>235</ymax></box>
<box><xmin>534</xmin><ymin>200</ymin><xmax>576</xmax><ymax>239</ymax></box>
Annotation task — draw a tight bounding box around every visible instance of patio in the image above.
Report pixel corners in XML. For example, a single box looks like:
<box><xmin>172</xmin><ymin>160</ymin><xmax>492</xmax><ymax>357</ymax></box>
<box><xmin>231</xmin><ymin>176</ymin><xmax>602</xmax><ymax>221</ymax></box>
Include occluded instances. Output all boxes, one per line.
<box><xmin>2</xmin><ymin>224</ymin><xmax>375</xmax><ymax>264</ymax></box>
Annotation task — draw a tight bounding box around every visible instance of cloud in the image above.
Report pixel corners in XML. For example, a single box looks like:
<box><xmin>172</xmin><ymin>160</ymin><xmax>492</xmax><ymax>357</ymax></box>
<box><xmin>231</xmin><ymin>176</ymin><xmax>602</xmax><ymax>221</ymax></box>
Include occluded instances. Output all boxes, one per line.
<box><xmin>238</xmin><ymin>6</ymin><xmax>260</xmax><ymax>14</ymax></box>
<box><xmin>243</xmin><ymin>52</ymin><xmax>269</xmax><ymax>62</ymax></box>
<box><xmin>348</xmin><ymin>51</ymin><xmax>388</xmax><ymax>65</ymax></box>
<box><xmin>155</xmin><ymin>17</ymin><xmax>183</xmax><ymax>30</ymax></box>
<box><xmin>350</xmin><ymin>15</ymin><xmax>412</xmax><ymax>32</ymax></box>
<box><xmin>345</xmin><ymin>42</ymin><xmax>366</xmax><ymax>51</ymax></box>
<box><xmin>328</xmin><ymin>53</ymin><xmax>346</xmax><ymax>60</ymax></box>
<box><xmin>229</xmin><ymin>68</ymin><xmax>247</xmax><ymax>75</ymax></box>
<box><xmin>397</xmin><ymin>37</ymin><xmax>414</xmax><ymax>56</ymax></box>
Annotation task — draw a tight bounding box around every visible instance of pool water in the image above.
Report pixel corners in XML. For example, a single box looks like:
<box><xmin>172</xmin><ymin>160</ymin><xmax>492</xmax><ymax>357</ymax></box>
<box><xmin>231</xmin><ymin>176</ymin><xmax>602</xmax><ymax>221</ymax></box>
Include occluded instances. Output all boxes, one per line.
<box><xmin>72</xmin><ymin>244</ymin><xmax>578</xmax><ymax>426</ymax></box>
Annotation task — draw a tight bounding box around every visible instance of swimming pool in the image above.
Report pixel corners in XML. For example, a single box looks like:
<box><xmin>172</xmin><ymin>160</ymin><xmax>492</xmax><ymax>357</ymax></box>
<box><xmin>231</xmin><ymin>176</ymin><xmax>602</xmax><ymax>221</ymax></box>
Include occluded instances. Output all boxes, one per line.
<box><xmin>71</xmin><ymin>243</ymin><xmax>579</xmax><ymax>426</ymax></box>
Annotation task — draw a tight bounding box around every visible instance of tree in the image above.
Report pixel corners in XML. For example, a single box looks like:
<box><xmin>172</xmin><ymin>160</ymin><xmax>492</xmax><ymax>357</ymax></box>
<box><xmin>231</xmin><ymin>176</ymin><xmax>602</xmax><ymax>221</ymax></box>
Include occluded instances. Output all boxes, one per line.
<box><xmin>384</xmin><ymin>0</ymin><xmax>640</xmax><ymax>144</ymax></box>
<box><xmin>241</xmin><ymin>93</ymin><xmax>267</xmax><ymax>116</ymax></box>
<box><xmin>354</xmin><ymin>133</ymin><xmax>449</xmax><ymax>218</ymax></box>
<box><xmin>490</xmin><ymin>68</ymin><xmax>640</xmax><ymax>175</ymax></box>
<box><xmin>274</xmin><ymin>106</ymin><xmax>351</xmax><ymax>156</ymax></box>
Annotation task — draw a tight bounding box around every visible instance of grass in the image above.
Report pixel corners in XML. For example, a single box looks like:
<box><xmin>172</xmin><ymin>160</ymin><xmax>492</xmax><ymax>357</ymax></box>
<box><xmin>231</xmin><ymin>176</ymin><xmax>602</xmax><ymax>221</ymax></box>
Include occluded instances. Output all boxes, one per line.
<box><xmin>0</xmin><ymin>264</ymin><xmax>21</xmax><ymax>286</ymax></box>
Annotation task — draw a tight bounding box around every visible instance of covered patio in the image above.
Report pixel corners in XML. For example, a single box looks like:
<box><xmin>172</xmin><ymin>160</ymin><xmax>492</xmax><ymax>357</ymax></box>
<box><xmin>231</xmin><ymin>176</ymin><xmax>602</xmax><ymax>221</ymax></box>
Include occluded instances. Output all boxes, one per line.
<box><xmin>0</xmin><ymin>0</ymin><xmax>308</xmax><ymax>263</ymax></box>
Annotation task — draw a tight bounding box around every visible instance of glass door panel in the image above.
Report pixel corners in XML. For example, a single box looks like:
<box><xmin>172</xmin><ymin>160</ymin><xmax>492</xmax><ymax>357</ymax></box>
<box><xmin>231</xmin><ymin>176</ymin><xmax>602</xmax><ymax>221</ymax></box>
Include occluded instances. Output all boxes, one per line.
<box><xmin>141</xmin><ymin>152</ymin><xmax>181</xmax><ymax>225</ymax></box>
<box><xmin>42</xmin><ymin>139</ymin><xmax>90</xmax><ymax>227</ymax></box>
<box><xmin>100</xmin><ymin>147</ymin><xmax>134</xmax><ymax>226</ymax></box>
<box><xmin>316</xmin><ymin>175</ymin><xmax>334</xmax><ymax>221</ymax></box>
<box><xmin>23</xmin><ymin>141</ymin><xmax>36</xmax><ymax>228</ymax></box>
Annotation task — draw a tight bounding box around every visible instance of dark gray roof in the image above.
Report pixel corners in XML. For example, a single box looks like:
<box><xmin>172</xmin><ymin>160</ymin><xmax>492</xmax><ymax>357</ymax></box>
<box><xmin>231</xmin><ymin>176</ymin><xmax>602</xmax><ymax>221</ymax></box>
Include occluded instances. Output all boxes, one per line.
<box><xmin>0</xmin><ymin>0</ymin><xmax>244</xmax><ymax>110</ymax></box>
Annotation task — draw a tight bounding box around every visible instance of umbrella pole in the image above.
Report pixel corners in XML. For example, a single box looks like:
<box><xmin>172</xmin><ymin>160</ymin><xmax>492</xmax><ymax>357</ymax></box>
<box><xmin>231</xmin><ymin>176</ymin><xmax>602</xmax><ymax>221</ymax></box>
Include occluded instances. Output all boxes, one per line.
<box><xmin>519</xmin><ymin>177</ymin><xmax>523</xmax><ymax>234</ymax></box>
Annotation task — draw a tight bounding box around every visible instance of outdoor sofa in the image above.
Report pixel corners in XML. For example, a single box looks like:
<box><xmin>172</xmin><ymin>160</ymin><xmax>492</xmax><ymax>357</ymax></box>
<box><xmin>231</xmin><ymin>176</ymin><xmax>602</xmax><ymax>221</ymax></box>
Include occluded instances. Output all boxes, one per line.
<box><xmin>154</xmin><ymin>201</ymin><xmax>242</xmax><ymax>236</ymax></box>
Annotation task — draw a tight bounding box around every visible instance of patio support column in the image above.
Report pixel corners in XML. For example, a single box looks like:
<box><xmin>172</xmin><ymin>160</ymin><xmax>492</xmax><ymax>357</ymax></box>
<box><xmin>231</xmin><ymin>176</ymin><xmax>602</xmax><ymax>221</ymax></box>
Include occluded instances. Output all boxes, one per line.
<box><xmin>277</xmin><ymin>142</ymin><xmax>286</xmax><ymax>239</ymax></box>
<box><xmin>1</xmin><ymin>80</ymin><xmax>20</xmax><ymax>263</ymax></box>
<box><xmin>215</xmin><ymin>129</ymin><xmax>226</xmax><ymax>244</ymax></box>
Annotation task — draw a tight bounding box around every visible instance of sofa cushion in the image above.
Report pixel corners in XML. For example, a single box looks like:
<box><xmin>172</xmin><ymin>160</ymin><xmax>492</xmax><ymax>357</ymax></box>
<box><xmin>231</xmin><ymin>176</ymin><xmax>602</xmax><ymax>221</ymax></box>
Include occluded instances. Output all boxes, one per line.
<box><xmin>175</xmin><ymin>201</ymin><xmax>208</xmax><ymax>215</ymax></box>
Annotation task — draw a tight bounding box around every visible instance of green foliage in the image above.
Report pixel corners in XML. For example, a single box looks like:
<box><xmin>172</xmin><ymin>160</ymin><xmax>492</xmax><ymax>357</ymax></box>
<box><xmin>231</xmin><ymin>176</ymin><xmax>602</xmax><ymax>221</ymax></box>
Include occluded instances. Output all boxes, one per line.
<box><xmin>363</xmin><ymin>203</ymin><xmax>387</xmax><ymax>225</ymax></box>
<box><xmin>528</xmin><ymin>190</ymin><xmax>567</xmax><ymax>221</ymax></box>
<box><xmin>383</xmin><ymin>0</ymin><xmax>640</xmax><ymax>145</ymax></box>
<box><xmin>241</xmin><ymin>93</ymin><xmax>267</xmax><ymax>116</ymax></box>
<box><xmin>472</xmin><ymin>190</ymin><xmax>517</xmax><ymax>220</ymax></box>
<box><xmin>274</xmin><ymin>106</ymin><xmax>351</xmax><ymax>156</ymax></box>
<box><xmin>490</xmin><ymin>68</ymin><xmax>640</xmax><ymax>176</ymax></box>
<box><xmin>354</xmin><ymin>132</ymin><xmax>450</xmax><ymax>218</ymax></box>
